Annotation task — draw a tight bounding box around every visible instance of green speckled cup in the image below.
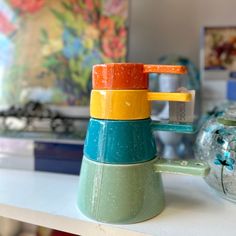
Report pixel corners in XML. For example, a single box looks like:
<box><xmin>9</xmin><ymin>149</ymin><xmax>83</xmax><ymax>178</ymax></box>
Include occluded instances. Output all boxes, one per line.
<box><xmin>77</xmin><ymin>156</ymin><xmax>210</xmax><ymax>224</ymax></box>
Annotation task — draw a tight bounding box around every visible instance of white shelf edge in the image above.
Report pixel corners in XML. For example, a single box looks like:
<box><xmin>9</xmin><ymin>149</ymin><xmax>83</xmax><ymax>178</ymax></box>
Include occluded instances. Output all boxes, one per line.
<box><xmin>0</xmin><ymin>168</ymin><xmax>235</xmax><ymax>236</ymax></box>
<box><xmin>0</xmin><ymin>203</ymin><xmax>146</xmax><ymax>236</ymax></box>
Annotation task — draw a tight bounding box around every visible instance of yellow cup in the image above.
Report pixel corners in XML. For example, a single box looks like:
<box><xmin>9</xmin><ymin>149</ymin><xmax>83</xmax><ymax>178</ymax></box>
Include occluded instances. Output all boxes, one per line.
<box><xmin>90</xmin><ymin>90</ymin><xmax>192</xmax><ymax>120</ymax></box>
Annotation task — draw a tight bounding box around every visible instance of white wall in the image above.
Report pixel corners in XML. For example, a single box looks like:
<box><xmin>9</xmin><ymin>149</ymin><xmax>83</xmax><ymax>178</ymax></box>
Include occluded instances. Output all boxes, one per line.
<box><xmin>128</xmin><ymin>0</ymin><xmax>236</xmax><ymax>66</ymax></box>
<box><xmin>128</xmin><ymin>0</ymin><xmax>236</xmax><ymax>109</ymax></box>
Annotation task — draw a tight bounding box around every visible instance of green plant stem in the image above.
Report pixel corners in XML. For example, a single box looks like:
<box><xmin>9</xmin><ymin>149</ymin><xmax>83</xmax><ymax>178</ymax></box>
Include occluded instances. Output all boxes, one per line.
<box><xmin>221</xmin><ymin>166</ymin><xmax>226</xmax><ymax>194</ymax></box>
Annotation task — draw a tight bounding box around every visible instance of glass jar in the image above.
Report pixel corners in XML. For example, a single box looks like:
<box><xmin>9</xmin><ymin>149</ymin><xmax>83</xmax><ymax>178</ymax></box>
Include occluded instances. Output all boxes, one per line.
<box><xmin>195</xmin><ymin>110</ymin><xmax>236</xmax><ymax>202</ymax></box>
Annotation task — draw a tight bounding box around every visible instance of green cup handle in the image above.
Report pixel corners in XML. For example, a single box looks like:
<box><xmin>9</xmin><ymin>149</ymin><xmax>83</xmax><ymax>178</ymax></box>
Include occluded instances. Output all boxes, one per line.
<box><xmin>153</xmin><ymin>159</ymin><xmax>210</xmax><ymax>176</ymax></box>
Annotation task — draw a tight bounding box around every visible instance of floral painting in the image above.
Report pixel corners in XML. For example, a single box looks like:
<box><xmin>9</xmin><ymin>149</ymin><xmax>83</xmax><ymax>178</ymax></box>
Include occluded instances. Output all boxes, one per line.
<box><xmin>0</xmin><ymin>0</ymin><xmax>128</xmax><ymax>106</ymax></box>
<box><xmin>203</xmin><ymin>27</ymin><xmax>236</xmax><ymax>80</ymax></box>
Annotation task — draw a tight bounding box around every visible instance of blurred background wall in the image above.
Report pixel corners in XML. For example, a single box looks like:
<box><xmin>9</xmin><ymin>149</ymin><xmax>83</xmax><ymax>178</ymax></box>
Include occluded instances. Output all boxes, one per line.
<box><xmin>128</xmin><ymin>0</ymin><xmax>236</xmax><ymax>106</ymax></box>
<box><xmin>129</xmin><ymin>0</ymin><xmax>236</xmax><ymax>66</ymax></box>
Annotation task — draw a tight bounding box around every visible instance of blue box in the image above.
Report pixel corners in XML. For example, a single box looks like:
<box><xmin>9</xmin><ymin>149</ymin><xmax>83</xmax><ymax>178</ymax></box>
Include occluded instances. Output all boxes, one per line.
<box><xmin>227</xmin><ymin>79</ymin><xmax>236</xmax><ymax>101</ymax></box>
<box><xmin>34</xmin><ymin>142</ymin><xmax>83</xmax><ymax>175</ymax></box>
<box><xmin>35</xmin><ymin>158</ymin><xmax>82</xmax><ymax>175</ymax></box>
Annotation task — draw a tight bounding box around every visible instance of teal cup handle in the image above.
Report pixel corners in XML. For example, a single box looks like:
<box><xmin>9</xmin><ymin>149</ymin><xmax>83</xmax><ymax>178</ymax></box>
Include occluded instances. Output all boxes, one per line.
<box><xmin>77</xmin><ymin>156</ymin><xmax>210</xmax><ymax>224</ymax></box>
<box><xmin>151</xmin><ymin>120</ymin><xmax>197</xmax><ymax>134</ymax></box>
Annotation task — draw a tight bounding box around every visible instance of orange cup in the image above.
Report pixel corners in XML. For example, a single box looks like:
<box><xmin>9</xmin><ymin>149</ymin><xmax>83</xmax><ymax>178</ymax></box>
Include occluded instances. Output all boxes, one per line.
<box><xmin>92</xmin><ymin>63</ymin><xmax>187</xmax><ymax>90</ymax></box>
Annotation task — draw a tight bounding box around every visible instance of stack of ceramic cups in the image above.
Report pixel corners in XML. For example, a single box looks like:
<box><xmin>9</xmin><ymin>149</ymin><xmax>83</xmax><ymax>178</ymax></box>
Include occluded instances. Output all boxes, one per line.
<box><xmin>86</xmin><ymin>63</ymin><xmax>190</xmax><ymax>164</ymax></box>
<box><xmin>77</xmin><ymin>63</ymin><xmax>207</xmax><ymax>224</ymax></box>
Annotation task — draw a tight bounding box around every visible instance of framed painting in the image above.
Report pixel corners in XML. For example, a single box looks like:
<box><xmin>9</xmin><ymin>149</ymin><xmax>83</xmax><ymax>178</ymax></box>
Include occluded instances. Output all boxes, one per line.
<box><xmin>0</xmin><ymin>0</ymin><xmax>129</xmax><ymax>108</ymax></box>
<box><xmin>201</xmin><ymin>26</ymin><xmax>236</xmax><ymax>81</ymax></box>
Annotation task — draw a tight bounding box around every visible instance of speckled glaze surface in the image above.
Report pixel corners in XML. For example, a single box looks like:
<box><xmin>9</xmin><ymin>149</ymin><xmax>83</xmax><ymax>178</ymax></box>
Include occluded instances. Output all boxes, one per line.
<box><xmin>84</xmin><ymin>118</ymin><xmax>157</xmax><ymax>164</ymax></box>
<box><xmin>77</xmin><ymin>62</ymin><xmax>210</xmax><ymax>224</ymax></box>
<box><xmin>93</xmin><ymin>63</ymin><xmax>148</xmax><ymax>89</ymax></box>
<box><xmin>92</xmin><ymin>63</ymin><xmax>187</xmax><ymax>90</ymax></box>
<box><xmin>90</xmin><ymin>89</ymin><xmax>192</xmax><ymax>120</ymax></box>
<box><xmin>77</xmin><ymin>156</ymin><xmax>165</xmax><ymax>224</ymax></box>
<box><xmin>77</xmin><ymin>156</ymin><xmax>209</xmax><ymax>224</ymax></box>
<box><xmin>90</xmin><ymin>90</ymin><xmax>151</xmax><ymax>120</ymax></box>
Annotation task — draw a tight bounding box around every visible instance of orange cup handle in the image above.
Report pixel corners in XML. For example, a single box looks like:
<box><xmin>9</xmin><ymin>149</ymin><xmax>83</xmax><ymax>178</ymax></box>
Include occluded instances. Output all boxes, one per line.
<box><xmin>143</xmin><ymin>65</ymin><xmax>187</xmax><ymax>74</ymax></box>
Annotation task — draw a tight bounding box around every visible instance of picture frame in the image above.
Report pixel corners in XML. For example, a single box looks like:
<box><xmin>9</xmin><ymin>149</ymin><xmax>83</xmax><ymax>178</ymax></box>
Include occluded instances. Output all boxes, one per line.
<box><xmin>200</xmin><ymin>26</ymin><xmax>236</xmax><ymax>104</ymax></box>
<box><xmin>201</xmin><ymin>26</ymin><xmax>236</xmax><ymax>81</ymax></box>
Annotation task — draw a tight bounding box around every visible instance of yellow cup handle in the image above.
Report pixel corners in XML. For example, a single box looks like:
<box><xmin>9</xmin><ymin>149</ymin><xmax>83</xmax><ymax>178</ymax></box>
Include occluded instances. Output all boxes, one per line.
<box><xmin>147</xmin><ymin>92</ymin><xmax>192</xmax><ymax>102</ymax></box>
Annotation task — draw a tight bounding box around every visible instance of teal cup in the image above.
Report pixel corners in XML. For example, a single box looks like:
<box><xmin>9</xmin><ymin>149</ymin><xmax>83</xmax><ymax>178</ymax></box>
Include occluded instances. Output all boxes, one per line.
<box><xmin>77</xmin><ymin>156</ymin><xmax>210</xmax><ymax>224</ymax></box>
<box><xmin>84</xmin><ymin>118</ymin><xmax>196</xmax><ymax>164</ymax></box>
<box><xmin>84</xmin><ymin>118</ymin><xmax>157</xmax><ymax>164</ymax></box>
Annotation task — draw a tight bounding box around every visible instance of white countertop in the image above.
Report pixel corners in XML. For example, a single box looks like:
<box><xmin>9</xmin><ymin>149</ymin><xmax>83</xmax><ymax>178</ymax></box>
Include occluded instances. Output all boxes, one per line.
<box><xmin>0</xmin><ymin>168</ymin><xmax>234</xmax><ymax>236</ymax></box>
